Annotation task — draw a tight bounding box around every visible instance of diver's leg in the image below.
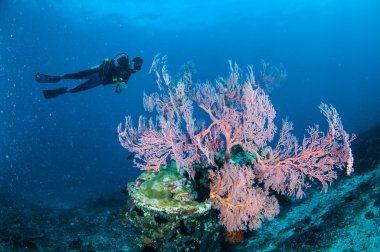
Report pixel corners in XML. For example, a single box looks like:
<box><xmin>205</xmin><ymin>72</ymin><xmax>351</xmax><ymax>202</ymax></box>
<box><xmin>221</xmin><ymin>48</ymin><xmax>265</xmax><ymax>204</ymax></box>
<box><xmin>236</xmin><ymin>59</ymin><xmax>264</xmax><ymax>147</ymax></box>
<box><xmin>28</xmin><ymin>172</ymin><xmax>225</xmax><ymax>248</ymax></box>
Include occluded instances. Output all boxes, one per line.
<box><xmin>42</xmin><ymin>87</ymin><xmax>68</xmax><ymax>99</ymax></box>
<box><xmin>69</xmin><ymin>79</ymin><xmax>101</xmax><ymax>93</ymax></box>
<box><xmin>42</xmin><ymin>80</ymin><xmax>99</xmax><ymax>98</ymax></box>
<box><xmin>62</xmin><ymin>68</ymin><xmax>98</xmax><ymax>79</ymax></box>
<box><xmin>35</xmin><ymin>72</ymin><xmax>62</xmax><ymax>83</ymax></box>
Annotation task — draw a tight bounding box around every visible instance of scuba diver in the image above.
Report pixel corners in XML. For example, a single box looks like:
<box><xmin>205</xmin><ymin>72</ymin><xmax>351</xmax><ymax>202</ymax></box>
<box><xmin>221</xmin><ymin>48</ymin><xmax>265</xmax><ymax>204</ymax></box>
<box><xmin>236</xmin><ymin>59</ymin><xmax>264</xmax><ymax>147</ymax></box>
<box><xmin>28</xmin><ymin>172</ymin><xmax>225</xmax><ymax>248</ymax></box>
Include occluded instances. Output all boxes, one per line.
<box><xmin>35</xmin><ymin>53</ymin><xmax>143</xmax><ymax>99</ymax></box>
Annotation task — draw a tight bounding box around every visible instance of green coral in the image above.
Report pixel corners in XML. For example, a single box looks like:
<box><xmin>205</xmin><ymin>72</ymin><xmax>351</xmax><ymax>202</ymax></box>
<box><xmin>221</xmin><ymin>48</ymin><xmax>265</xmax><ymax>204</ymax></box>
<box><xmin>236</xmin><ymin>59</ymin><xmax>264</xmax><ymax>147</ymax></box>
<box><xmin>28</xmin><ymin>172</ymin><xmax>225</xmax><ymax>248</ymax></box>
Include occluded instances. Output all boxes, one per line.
<box><xmin>128</xmin><ymin>165</ymin><xmax>211</xmax><ymax>219</ymax></box>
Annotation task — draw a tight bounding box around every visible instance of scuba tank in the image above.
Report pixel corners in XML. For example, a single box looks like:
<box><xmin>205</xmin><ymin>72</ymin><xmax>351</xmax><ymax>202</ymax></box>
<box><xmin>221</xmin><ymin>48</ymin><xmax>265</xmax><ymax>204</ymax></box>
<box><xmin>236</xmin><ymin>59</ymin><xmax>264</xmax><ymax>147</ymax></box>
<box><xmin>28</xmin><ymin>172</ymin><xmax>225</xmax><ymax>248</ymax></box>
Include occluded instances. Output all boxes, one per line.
<box><xmin>99</xmin><ymin>54</ymin><xmax>129</xmax><ymax>83</ymax></box>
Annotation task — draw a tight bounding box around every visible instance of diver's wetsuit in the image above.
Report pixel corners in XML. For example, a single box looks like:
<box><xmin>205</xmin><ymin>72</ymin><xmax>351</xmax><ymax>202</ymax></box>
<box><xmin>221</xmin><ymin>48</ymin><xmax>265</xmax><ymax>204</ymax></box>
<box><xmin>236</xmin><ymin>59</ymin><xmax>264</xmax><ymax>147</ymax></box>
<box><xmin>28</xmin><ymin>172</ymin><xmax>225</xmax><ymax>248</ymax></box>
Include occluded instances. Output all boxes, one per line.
<box><xmin>36</xmin><ymin>53</ymin><xmax>139</xmax><ymax>99</ymax></box>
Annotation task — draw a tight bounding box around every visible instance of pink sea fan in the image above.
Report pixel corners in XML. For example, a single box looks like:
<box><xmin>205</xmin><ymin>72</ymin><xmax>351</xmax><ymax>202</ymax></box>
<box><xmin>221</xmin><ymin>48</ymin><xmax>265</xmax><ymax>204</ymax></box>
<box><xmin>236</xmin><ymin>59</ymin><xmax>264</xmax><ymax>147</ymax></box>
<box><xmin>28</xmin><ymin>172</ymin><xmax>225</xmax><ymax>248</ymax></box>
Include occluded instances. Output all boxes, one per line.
<box><xmin>118</xmin><ymin>57</ymin><xmax>355</xmax><ymax>232</ymax></box>
<box><xmin>209</xmin><ymin>164</ymin><xmax>279</xmax><ymax>232</ymax></box>
<box><xmin>253</xmin><ymin>104</ymin><xmax>356</xmax><ymax>198</ymax></box>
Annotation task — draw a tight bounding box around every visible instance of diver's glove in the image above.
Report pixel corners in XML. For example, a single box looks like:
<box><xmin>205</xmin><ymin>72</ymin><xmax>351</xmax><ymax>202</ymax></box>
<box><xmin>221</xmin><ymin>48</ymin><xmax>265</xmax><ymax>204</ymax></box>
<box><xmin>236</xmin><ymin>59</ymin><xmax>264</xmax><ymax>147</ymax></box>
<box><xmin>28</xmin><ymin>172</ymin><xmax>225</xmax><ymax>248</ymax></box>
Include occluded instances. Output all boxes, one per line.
<box><xmin>115</xmin><ymin>81</ymin><xmax>127</xmax><ymax>93</ymax></box>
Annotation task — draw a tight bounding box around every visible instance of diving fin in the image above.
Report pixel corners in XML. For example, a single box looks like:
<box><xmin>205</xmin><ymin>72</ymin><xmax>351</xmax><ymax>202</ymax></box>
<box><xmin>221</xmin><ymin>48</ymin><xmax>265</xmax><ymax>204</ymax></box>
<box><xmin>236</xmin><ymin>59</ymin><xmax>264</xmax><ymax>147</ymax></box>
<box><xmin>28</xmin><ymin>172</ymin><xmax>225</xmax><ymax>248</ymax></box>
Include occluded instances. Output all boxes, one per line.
<box><xmin>35</xmin><ymin>72</ymin><xmax>62</xmax><ymax>83</ymax></box>
<box><xmin>42</xmin><ymin>87</ymin><xmax>68</xmax><ymax>99</ymax></box>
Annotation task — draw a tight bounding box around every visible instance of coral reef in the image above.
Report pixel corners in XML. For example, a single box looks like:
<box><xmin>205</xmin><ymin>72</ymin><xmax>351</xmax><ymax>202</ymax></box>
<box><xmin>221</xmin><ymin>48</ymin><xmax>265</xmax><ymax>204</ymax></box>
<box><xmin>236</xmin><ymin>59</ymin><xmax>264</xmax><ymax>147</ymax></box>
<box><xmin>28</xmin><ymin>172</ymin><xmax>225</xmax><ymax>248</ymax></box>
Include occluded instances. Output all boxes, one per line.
<box><xmin>123</xmin><ymin>166</ymin><xmax>220</xmax><ymax>251</ymax></box>
<box><xmin>118</xmin><ymin>57</ymin><xmax>355</xmax><ymax>235</ymax></box>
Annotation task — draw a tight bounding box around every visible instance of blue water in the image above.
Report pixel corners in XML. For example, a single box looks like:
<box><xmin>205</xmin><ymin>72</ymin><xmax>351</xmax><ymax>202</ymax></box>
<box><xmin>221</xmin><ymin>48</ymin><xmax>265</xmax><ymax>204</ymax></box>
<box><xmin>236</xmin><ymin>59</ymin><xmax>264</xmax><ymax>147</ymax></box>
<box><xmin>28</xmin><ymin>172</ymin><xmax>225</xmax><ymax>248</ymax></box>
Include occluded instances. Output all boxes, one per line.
<box><xmin>0</xmin><ymin>0</ymin><xmax>379</xmax><ymax>205</ymax></box>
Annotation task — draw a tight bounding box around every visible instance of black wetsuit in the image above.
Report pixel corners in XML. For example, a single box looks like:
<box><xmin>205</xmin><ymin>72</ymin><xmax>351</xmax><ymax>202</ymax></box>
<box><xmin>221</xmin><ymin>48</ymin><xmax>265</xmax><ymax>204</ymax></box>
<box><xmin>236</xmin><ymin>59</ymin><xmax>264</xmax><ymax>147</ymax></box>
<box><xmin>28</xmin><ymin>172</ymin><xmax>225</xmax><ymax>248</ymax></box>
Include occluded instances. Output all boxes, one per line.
<box><xmin>36</xmin><ymin>53</ymin><xmax>136</xmax><ymax>98</ymax></box>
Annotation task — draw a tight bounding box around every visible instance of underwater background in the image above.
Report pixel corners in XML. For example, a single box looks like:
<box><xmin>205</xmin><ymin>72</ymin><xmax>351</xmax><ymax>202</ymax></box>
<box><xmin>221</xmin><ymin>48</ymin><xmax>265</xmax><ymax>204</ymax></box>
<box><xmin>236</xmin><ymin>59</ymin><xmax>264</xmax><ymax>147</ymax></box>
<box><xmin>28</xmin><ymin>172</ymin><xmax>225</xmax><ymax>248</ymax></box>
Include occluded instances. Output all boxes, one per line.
<box><xmin>1</xmin><ymin>0</ymin><xmax>380</xmax><ymax>251</ymax></box>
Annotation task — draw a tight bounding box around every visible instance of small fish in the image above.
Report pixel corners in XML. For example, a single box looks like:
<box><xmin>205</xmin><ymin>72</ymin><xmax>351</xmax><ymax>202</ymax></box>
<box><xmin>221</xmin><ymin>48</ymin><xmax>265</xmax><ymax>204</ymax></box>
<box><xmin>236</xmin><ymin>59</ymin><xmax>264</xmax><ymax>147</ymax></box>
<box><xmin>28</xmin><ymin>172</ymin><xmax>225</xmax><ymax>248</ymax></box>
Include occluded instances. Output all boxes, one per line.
<box><xmin>120</xmin><ymin>187</ymin><xmax>128</xmax><ymax>195</ymax></box>
<box><xmin>126</xmin><ymin>154</ymin><xmax>134</xmax><ymax>161</ymax></box>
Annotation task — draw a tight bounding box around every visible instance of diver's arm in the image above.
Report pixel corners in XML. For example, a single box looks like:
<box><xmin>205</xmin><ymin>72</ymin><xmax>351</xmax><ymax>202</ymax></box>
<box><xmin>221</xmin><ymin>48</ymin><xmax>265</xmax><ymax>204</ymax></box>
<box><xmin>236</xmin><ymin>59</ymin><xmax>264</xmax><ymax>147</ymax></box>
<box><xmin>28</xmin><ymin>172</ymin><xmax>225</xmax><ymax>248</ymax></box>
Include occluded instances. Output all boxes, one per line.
<box><xmin>114</xmin><ymin>71</ymin><xmax>133</xmax><ymax>93</ymax></box>
<box><xmin>115</xmin><ymin>79</ymin><xmax>127</xmax><ymax>93</ymax></box>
